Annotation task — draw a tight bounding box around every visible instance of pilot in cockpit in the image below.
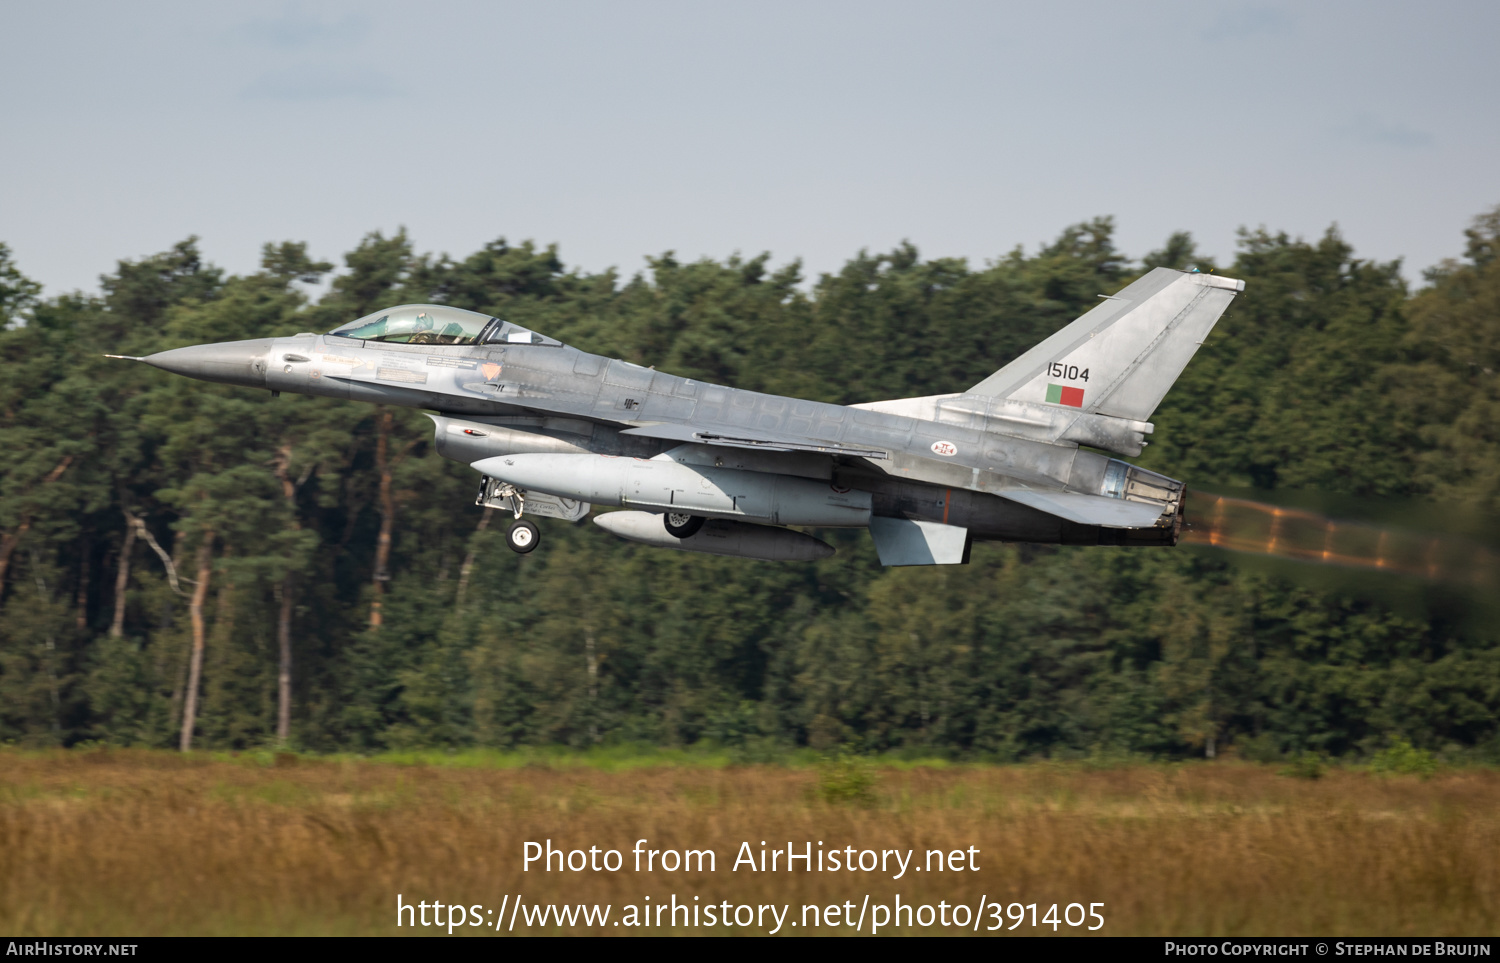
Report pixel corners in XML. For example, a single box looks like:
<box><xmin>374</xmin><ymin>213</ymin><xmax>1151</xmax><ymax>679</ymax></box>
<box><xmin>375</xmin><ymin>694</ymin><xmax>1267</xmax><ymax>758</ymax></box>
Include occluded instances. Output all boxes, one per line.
<box><xmin>407</xmin><ymin>311</ymin><xmax>438</xmax><ymax>343</ymax></box>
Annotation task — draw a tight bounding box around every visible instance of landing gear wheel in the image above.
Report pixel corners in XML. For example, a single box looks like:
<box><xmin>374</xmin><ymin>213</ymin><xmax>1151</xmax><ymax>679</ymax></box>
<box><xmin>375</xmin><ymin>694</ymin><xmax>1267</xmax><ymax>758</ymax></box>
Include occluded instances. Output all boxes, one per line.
<box><xmin>506</xmin><ymin>519</ymin><xmax>540</xmax><ymax>554</ymax></box>
<box><xmin>664</xmin><ymin>513</ymin><xmax>704</xmax><ymax>539</ymax></box>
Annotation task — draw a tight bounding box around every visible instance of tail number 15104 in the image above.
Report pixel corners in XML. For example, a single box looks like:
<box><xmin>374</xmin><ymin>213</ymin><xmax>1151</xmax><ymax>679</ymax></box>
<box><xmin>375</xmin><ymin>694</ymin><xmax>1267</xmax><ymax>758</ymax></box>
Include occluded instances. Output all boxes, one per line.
<box><xmin>1048</xmin><ymin>362</ymin><xmax>1089</xmax><ymax>382</ymax></box>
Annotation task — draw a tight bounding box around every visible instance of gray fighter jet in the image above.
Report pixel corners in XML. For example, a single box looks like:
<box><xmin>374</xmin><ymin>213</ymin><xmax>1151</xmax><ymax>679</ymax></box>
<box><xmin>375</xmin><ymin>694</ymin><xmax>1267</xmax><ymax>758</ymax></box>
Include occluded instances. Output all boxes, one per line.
<box><xmin>115</xmin><ymin>267</ymin><xmax>1243</xmax><ymax>565</ymax></box>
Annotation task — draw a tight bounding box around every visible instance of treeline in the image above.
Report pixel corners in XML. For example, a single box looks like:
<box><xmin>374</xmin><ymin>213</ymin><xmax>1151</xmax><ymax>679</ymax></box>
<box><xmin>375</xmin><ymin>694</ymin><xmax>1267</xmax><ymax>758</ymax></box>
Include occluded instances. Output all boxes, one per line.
<box><xmin>0</xmin><ymin>209</ymin><xmax>1497</xmax><ymax>758</ymax></box>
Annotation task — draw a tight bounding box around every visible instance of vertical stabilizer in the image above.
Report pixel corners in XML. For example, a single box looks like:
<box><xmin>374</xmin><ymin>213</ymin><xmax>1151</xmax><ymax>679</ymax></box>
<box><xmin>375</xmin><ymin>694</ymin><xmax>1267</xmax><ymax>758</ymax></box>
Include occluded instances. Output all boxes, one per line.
<box><xmin>965</xmin><ymin>267</ymin><xmax>1244</xmax><ymax>421</ymax></box>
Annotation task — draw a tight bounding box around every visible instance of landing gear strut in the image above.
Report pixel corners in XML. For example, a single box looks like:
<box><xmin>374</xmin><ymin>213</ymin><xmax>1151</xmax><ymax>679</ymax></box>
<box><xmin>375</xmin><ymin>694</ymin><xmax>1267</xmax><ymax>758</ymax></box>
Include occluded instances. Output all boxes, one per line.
<box><xmin>479</xmin><ymin>477</ymin><xmax>539</xmax><ymax>553</ymax></box>
<box><xmin>506</xmin><ymin>519</ymin><xmax>540</xmax><ymax>554</ymax></box>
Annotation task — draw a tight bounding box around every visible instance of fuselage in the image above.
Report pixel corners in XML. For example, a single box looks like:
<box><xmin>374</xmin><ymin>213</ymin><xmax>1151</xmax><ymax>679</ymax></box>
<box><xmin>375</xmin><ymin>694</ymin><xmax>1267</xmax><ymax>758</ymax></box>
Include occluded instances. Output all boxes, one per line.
<box><xmin>141</xmin><ymin>312</ymin><xmax>1184</xmax><ymax>548</ymax></box>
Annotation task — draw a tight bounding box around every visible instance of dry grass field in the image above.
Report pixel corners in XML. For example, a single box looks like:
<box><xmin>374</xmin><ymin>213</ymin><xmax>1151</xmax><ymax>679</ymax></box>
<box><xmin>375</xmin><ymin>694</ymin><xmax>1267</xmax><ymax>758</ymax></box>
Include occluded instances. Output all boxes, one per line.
<box><xmin>1</xmin><ymin>749</ymin><xmax>1496</xmax><ymax>936</ymax></box>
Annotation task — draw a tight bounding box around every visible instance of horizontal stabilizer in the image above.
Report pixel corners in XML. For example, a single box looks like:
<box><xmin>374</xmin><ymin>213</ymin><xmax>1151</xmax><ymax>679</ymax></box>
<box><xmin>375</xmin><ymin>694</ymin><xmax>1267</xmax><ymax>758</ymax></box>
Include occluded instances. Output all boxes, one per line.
<box><xmin>619</xmin><ymin>422</ymin><xmax>889</xmax><ymax>459</ymax></box>
<box><xmin>868</xmin><ymin>517</ymin><xmax>971</xmax><ymax>566</ymax></box>
<box><xmin>998</xmin><ymin>489</ymin><xmax>1165</xmax><ymax>529</ymax></box>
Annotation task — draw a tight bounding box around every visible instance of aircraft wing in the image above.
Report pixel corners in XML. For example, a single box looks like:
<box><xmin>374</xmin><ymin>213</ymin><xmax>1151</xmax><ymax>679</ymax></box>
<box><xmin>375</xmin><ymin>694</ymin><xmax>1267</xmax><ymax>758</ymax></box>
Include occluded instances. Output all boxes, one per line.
<box><xmin>618</xmin><ymin>422</ymin><xmax>890</xmax><ymax>460</ymax></box>
<box><xmin>996</xmin><ymin>489</ymin><xmax>1165</xmax><ymax>529</ymax></box>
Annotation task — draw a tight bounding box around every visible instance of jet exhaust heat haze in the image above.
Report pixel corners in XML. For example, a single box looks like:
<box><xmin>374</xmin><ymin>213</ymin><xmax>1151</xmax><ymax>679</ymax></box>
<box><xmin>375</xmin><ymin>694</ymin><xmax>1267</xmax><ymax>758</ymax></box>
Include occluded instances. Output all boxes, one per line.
<box><xmin>112</xmin><ymin>267</ymin><xmax>1243</xmax><ymax>565</ymax></box>
<box><xmin>1183</xmin><ymin>492</ymin><xmax>1500</xmax><ymax>587</ymax></box>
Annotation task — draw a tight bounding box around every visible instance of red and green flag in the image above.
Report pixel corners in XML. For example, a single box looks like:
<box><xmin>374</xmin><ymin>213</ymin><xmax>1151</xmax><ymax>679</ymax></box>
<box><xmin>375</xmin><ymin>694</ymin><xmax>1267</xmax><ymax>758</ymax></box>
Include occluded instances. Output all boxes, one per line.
<box><xmin>1046</xmin><ymin>383</ymin><xmax>1085</xmax><ymax>408</ymax></box>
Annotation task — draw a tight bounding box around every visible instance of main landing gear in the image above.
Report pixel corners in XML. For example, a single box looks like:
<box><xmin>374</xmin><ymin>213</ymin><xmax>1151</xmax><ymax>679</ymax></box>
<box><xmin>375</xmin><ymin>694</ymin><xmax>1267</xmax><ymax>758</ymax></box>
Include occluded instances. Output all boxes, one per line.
<box><xmin>664</xmin><ymin>513</ymin><xmax>705</xmax><ymax>539</ymax></box>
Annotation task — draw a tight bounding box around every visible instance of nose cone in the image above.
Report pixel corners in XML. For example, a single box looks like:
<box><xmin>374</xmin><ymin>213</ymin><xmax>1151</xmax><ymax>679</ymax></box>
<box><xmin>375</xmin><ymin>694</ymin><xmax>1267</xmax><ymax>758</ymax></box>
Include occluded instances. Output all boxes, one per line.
<box><xmin>142</xmin><ymin>339</ymin><xmax>276</xmax><ymax>388</ymax></box>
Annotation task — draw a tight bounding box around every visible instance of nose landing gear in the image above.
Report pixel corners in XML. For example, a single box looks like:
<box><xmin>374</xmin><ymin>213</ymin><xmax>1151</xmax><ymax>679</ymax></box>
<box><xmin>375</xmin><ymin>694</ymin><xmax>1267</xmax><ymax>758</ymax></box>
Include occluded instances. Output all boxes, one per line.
<box><xmin>506</xmin><ymin>519</ymin><xmax>540</xmax><ymax>554</ymax></box>
<box><xmin>476</xmin><ymin>477</ymin><xmax>540</xmax><ymax>554</ymax></box>
<box><xmin>475</xmin><ymin>475</ymin><xmax>591</xmax><ymax>555</ymax></box>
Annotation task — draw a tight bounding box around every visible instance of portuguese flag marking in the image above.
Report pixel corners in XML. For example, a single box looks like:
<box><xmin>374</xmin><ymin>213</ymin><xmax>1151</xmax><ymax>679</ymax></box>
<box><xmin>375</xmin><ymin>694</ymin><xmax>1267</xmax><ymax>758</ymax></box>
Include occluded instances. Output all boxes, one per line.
<box><xmin>1046</xmin><ymin>383</ymin><xmax>1085</xmax><ymax>408</ymax></box>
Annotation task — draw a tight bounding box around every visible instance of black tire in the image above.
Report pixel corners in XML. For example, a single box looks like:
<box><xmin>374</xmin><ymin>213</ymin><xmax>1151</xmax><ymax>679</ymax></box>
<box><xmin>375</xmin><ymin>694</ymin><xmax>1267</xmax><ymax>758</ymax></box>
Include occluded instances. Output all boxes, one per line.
<box><xmin>506</xmin><ymin>519</ymin><xmax>540</xmax><ymax>554</ymax></box>
<box><xmin>663</xmin><ymin>513</ymin><xmax>704</xmax><ymax>539</ymax></box>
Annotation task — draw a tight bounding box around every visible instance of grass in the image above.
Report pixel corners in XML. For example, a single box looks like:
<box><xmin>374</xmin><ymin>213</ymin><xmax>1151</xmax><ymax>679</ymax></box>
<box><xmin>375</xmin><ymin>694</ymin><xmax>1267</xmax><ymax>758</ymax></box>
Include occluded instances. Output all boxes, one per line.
<box><xmin>1</xmin><ymin>749</ymin><xmax>1496</xmax><ymax>936</ymax></box>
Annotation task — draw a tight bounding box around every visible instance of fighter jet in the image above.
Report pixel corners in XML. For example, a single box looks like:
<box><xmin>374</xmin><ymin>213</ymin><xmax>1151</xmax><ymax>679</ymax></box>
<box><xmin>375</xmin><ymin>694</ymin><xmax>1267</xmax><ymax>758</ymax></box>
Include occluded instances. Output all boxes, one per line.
<box><xmin>114</xmin><ymin>267</ymin><xmax>1243</xmax><ymax>565</ymax></box>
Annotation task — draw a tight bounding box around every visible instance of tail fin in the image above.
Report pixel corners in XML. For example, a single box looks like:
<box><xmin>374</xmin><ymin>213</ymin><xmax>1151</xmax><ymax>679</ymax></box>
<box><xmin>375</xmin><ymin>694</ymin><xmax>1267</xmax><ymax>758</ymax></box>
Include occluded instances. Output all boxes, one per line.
<box><xmin>966</xmin><ymin>267</ymin><xmax>1244</xmax><ymax>421</ymax></box>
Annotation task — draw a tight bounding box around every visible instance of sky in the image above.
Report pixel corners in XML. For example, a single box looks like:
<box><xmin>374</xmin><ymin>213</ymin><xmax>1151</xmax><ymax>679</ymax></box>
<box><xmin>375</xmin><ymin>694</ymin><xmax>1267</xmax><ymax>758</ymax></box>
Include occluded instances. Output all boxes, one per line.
<box><xmin>2</xmin><ymin>1</ymin><xmax>1497</xmax><ymax>296</ymax></box>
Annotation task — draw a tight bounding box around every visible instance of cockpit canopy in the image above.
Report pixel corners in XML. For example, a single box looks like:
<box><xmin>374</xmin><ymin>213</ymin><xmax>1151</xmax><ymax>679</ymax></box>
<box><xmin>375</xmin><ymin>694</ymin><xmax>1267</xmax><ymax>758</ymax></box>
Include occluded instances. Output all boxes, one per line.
<box><xmin>327</xmin><ymin>304</ymin><xmax>560</xmax><ymax>347</ymax></box>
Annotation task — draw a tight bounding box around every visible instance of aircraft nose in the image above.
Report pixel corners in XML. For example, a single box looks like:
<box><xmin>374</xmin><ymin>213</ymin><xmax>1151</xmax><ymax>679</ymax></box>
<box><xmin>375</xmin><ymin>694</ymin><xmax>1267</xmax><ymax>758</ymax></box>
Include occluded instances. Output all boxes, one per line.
<box><xmin>142</xmin><ymin>338</ymin><xmax>277</xmax><ymax>388</ymax></box>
